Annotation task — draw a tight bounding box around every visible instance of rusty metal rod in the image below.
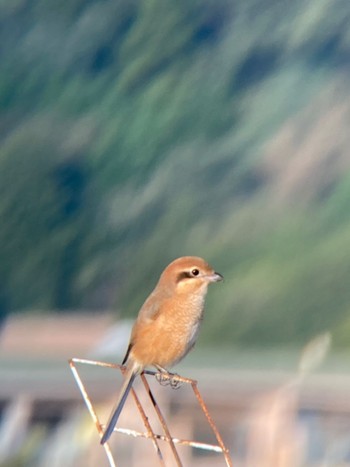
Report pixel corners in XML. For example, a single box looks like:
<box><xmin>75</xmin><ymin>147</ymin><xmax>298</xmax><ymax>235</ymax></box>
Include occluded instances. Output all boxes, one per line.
<box><xmin>69</xmin><ymin>359</ymin><xmax>117</xmax><ymax>467</ymax></box>
<box><xmin>71</xmin><ymin>358</ymin><xmax>165</xmax><ymax>466</ymax></box>
<box><xmin>141</xmin><ymin>372</ymin><xmax>183</xmax><ymax>467</ymax></box>
<box><xmin>191</xmin><ymin>382</ymin><xmax>233</xmax><ymax>467</ymax></box>
<box><xmin>144</xmin><ymin>369</ymin><xmax>195</xmax><ymax>384</ymax></box>
<box><xmin>69</xmin><ymin>358</ymin><xmax>233</xmax><ymax>467</ymax></box>
<box><xmin>71</xmin><ymin>357</ymin><xmax>118</xmax><ymax>368</ymax></box>
<box><xmin>122</xmin><ymin>369</ymin><xmax>166</xmax><ymax>466</ymax></box>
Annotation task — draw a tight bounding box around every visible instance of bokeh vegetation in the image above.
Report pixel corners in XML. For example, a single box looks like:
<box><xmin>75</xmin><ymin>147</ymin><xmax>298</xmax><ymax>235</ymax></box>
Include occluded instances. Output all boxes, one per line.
<box><xmin>1</xmin><ymin>0</ymin><xmax>350</xmax><ymax>347</ymax></box>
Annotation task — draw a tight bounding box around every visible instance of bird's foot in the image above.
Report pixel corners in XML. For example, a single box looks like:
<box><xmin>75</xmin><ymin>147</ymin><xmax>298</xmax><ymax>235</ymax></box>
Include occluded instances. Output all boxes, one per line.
<box><xmin>155</xmin><ymin>368</ymin><xmax>183</xmax><ymax>389</ymax></box>
<box><xmin>169</xmin><ymin>374</ymin><xmax>182</xmax><ymax>389</ymax></box>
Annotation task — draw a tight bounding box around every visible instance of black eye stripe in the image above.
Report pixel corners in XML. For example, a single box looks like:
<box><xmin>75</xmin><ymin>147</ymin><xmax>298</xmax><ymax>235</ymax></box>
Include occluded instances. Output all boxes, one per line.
<box><xmin>176</xmin><ymin>271</ymin><xmax>193</xmax><ymax>282</ymax></box>
<box><xmin>176</xmin><ymin>269</ymin><xmax>201</xmax><ymax>282</ymax></box>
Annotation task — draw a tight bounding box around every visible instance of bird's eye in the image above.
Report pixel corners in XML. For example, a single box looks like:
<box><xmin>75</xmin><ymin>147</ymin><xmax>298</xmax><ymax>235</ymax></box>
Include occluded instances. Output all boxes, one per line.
<box><xmin>191</xmin><ymin>268</ymin><xmax>199</xmax><ymax>276</ymax></box>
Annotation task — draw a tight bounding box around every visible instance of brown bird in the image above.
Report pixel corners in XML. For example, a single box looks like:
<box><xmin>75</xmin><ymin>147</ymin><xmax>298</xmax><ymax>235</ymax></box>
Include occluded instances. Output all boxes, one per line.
<box><xmin>101</xmin><ymin>256</ymin><xmax>223</xmax><ymax>444</ymax></box>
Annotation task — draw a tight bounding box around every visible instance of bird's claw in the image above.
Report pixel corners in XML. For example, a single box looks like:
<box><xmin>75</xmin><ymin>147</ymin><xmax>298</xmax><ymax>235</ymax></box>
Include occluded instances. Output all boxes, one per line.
<box><xmin>156</xmin><ymin>371</ymin><xmax>183</xmax><ymax>389</ymax></box>
<box><xmin>169</xmin><ymin>375</ymin><xmax>182</xmax><ymax>389</ymax></box>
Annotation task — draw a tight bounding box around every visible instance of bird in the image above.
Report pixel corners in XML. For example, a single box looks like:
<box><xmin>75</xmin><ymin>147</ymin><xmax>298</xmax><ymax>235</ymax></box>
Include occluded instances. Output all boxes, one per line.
<box><xmin>100</xmin><ymin>256</ymin><xmax>223</xmax><ymax>445</ymax></box>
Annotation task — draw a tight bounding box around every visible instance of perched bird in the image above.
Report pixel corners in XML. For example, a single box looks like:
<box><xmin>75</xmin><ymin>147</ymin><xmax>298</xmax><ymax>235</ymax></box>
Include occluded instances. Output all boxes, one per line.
<box><xmin>101</xmin><ymin>256</ymin><xmax>223</xmax><ymax>445</ymax></box>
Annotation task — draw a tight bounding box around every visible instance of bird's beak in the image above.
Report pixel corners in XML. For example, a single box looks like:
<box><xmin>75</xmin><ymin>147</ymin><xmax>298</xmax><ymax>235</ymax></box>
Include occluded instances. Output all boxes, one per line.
<box><xmin>208</xmin><ymin>272</ymin><xmax>223</xmax><ymax>282</ymax></box>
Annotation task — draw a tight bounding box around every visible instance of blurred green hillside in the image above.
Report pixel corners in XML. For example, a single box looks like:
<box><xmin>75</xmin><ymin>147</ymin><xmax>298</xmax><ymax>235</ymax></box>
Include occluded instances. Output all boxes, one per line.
<box><xmin>1</xmin><ymin>0</ymin><xmax>350</xmax><ymax>347</ymax></box>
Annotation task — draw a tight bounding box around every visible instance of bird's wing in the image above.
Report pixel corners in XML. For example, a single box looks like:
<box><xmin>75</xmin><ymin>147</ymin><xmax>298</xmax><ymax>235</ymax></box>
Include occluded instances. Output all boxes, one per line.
<box><xmin>122</xmin><ymin>296</ymin><xmax>162</xmax><ymax>365</ymax></box>
<box><xmin>122</xmin><ymin>343</ymin><xmax>132</xmax><ymax>365</ymax></box>
<box><xmin>137</xmin><ymin>292</ymin><xmax>163</xmax><ymax>321</ymax></box>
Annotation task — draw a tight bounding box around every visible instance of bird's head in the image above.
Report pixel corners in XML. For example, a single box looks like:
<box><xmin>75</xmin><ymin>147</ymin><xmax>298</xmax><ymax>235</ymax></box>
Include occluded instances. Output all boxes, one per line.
<box><xmin>158</xmin><ymin>256</ymin><xmax>223</xmax><ymax>295</ymax></box>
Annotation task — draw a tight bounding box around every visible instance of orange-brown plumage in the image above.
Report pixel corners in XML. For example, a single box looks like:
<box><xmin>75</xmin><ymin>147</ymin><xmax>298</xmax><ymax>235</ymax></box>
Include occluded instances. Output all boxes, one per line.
<box><xmin>101</xmin><ymin>256</ymin><xmax>222</xmax><ymax>444</ymax></box>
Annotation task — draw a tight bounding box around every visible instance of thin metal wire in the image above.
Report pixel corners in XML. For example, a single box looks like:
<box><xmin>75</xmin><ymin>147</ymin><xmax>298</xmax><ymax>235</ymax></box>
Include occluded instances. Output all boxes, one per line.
<box><xmin>69</xmin><ymin>357</ymin><xmax>233</xmax><ymax>466</ymax></box>
<box><xmin>114</xmin><ymin>427</ymin><xmax>224</xmax><ymax>452</ymax></box>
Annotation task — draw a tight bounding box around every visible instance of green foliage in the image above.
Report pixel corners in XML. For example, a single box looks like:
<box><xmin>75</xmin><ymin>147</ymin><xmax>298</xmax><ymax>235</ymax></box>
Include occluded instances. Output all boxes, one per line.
<box><xmin>1</xmin><ymin>0</ymin><xmax>350</xmax><ymax>347</ymax></box>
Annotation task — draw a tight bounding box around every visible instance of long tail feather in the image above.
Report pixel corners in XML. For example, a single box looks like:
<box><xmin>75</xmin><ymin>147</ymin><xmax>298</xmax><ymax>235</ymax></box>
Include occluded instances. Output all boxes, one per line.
<box><xmin>101</xmin><ymin>363</ymin><xmax>139</xmax><ymax>444</ymax></box>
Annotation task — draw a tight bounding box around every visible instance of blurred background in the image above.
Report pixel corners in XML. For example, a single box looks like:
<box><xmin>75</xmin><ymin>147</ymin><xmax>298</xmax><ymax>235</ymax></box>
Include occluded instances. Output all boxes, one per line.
<box><xmin>1</xmin><ymin>0</ymin><xmax>350</xmax><ymax>465</ymax></box>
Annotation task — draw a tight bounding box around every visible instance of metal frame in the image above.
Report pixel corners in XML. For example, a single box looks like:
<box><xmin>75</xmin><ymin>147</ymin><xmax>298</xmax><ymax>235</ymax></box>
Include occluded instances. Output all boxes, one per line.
<box><xmin>69</xmin><ymin>357</ymin><xmax>233</xmax><ymax>467</ymax></box>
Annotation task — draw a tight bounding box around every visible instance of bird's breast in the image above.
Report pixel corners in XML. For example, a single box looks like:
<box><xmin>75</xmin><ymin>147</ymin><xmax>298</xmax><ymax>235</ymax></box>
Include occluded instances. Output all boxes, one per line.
<box><xmin>130</xmin><ymin>294</ymin><xmax>205</xmax><ymax>368</ymax></box>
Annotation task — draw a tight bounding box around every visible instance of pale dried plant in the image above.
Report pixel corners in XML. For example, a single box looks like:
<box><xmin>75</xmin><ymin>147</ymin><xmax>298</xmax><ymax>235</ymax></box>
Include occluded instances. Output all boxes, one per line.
<box><xmin>245</xmin><ymin>333</ymin><xmax>331</xmax><ymax>467</ymax></box>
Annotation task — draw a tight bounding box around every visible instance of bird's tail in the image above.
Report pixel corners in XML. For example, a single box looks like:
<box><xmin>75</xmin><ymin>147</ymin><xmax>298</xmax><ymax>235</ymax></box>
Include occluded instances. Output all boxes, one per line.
<box><xmin>101</xmin><ymin>361</ymin><xmax>140</xmax><ymax>445</ymax></box>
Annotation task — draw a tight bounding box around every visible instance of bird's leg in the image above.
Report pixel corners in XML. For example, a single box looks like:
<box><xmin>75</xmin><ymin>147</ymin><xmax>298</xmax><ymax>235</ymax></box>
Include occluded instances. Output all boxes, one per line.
<box><xmin>155</xmin><ymin>365</ymin><xmax>171</xmax><ymax>385</ymax></box>
<box><xmin>155</xmin><ymin>365</ymin><xmax>182</xmax><ymax>389</ymax></box>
